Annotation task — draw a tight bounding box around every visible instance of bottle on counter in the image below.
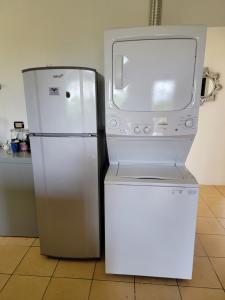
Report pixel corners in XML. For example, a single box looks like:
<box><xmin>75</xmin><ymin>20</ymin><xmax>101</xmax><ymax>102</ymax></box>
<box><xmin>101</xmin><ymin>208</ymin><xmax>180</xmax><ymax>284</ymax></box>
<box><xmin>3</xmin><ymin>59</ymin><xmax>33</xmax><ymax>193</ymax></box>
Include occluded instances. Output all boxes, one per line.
<box><xmin>10</xmin><ymin>126</ymin><xmax>30</xmax><ymax>153</ymax></box>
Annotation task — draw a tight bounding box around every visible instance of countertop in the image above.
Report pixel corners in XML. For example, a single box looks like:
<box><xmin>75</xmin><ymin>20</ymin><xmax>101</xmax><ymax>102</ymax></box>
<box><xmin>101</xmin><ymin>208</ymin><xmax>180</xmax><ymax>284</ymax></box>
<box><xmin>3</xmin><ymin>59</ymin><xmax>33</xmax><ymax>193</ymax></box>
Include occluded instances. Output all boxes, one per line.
<box><xmin>0</xmin><ymin>150</ymin><xmax>32</xmax><ymax>164</ymax></box>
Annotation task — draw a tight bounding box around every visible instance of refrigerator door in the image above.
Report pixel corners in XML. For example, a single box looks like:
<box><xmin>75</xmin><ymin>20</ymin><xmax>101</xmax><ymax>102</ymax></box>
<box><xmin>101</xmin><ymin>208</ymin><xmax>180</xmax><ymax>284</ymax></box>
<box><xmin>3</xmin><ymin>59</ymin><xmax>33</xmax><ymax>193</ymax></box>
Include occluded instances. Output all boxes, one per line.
<box><xmin>112</xmin><ymin>39</ymin><xmax>196</xmax><ymax>112</ymax></box>
<box><xmin>30</xmin><ymin>135</ymin><xmax>100</xmax><ymax>258</ymax></box>
<box><xmin>23</xmin><ymin>68</ymin><xmax>97</xmax><ymax>134</ymax></box>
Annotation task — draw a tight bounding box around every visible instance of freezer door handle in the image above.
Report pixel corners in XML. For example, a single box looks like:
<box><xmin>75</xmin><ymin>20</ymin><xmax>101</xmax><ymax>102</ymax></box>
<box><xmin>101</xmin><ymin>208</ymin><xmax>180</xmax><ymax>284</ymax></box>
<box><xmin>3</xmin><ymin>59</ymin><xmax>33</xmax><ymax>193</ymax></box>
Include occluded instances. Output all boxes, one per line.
<box><xmin>29</xmin><ymin>133</ymin><xmax>97</xmax><ymax>137</ymax></box>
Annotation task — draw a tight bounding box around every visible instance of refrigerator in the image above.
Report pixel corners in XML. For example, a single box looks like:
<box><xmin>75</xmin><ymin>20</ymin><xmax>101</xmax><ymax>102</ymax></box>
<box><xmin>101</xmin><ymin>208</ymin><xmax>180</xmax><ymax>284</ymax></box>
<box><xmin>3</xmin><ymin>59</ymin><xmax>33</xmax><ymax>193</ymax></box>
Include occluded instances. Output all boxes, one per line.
<box><xmin>22</xmin><ymin>67</ymin><xmax>106</xmax><ymax>258</ymax></box>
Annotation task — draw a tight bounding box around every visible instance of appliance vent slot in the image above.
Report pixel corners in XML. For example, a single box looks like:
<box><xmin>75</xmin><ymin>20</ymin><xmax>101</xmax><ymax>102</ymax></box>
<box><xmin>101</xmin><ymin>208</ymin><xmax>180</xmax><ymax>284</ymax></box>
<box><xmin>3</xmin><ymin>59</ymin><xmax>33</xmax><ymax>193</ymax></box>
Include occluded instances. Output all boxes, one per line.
<box><xmin>120</xmin><ymin>176</ymin><xmax>177</xmax><ymax>180</ymax></box>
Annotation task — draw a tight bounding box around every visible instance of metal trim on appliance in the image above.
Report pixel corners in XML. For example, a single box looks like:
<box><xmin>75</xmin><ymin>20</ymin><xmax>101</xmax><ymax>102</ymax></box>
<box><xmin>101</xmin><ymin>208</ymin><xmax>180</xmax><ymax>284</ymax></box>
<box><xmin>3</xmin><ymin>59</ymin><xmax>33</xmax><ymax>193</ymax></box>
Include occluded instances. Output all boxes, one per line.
<box><xmin>29</xmin><ymin>133</ymin><xmax>97</xmax><ymax>137</ymax></box>
<box><xmin>22</xmin><ymin>66</ymin><xmax>96</xmax><ymax>73</ymax></box>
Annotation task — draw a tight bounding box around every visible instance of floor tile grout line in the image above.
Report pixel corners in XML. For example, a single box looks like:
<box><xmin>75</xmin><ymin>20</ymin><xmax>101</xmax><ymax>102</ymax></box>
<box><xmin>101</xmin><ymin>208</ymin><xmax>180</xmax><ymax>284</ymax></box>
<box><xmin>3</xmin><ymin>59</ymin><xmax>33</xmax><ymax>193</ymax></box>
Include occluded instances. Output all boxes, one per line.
<box><xmin>214</xmin><ymin>185</ymin><xmax>225</xmax><ymax>197</ymax></box>
<box><xmin>204</xmin><ymin>207</ymin><xmax>224</xmax><ymax>220</ymax></box>
<box><xmin>200</xmin><ymin>193</ymin><xmax>224</xmax><ymax>200</ymax></box>
<box><xmin>180</xmin><ymin>231</ymin><xmax>224</xmax><ymax>291</ymax></box>
<box><xmin>198</xmin><ymin>220</ymin><xmax>225</xmax><ymax>229</ymax></box>
<box><xmin>197</xmin><ymin>197</ymin><xmax>216</xmax><ymax>218</ymax></box>
<box><xmin>31</xmin><ymin>238</ymin><xmax>39</xmax><ymax>247</ymax></box>
<box><xmin>195</xmin><ymin>233</ymin><xmax>207</xmax><ymax>257</ymax></box>
<box><xmin>0</xmin><ymin>274</ymin><xmax>13</xmax><ymax>295</ymax></box>
<box><xmin>197</xmin><ymin>215</ymin><xmax>218</xmax><ymax>218</ymax></box>
<box><xmin>197</xmin><ymin>216</ymin><xmax>223</xmax><ymax>219</ymax></box>
<box><xmin>199</xmin><ymin>255</ymin><xmax>225</xmax><ymax>258</ymax></box>
<box><xmin>0</xmin><ymin>272</ymin><xmax>135</xmax><ymax>283</ymax></box>
<box><xmin>196</xmin><ymin>232</ymin><xmax>225</xmax><ymax>237</ymax></box>
<box><xmin>0</xmin><ymin>244</ymin><xmax>32</xmax><ymax>295</ymax></box>
<box><xmin>200</xmin><ymin>195</ymin><xmax>223</xmax><ymax>218</ymax></box>
<box><xmin>134</xmin><ymin>276</ymin><xmax>136</xmax><ymax>300</ymax></box>
<box><xmin>217</xmin><ymin>218</ymin><xmax>225</xmax><ymax>230</ymax></box>
<box><xmin>41</xmin><ymin>258</ymin><xmax>60</xmax><ymax>300</ymax></box>
<box><xmin>5</xmin><ymin>273</ymin><xmax>53</xmax><ymax>279</ymax></box>
<box><xmin>0</xmin><ymin>237</ymin><xmax>36</xmax><ymax>248</ymax></box>
<box><xmin>89</xmin><ymin>278</ymin><xmax>134</xmax><ymax>284</ymax></box>
<box><xmin>196</xmin><ymin>232</ymin><xmax>225</xmax><ymax>236</ymax></box>
<box><xmin>199</xmin><ymin>195</ymin><xmax>225</xmax><ymax>221</ymax></box>
<box><xmin>196</xmin><ymin>214</ymin><xmax>225</xmax><ymax>235</ymax></box>
<box><xmin>51</xmin><ymin>258</ymin><xmax>60</xmax><ymax>278</ymax></box>
<box><xmin>88</xmin><ymin>261</ymin><xmax>96</xmax><ymax>300</ymax></box>
<box><xmin>135</xmin><ymin>281</ymin><xmax>225</xmax><ymax>292</ymax></box>
<box><xmin>134</xmin><ymin>280</ymin><xmax>177</xmax><ymax>287</ymax></box>
<box><xmin>208</xmin><ymin>256</ymin><xmax>224</xmax><ymax>290</ymax></box>
<box><xmin>0</xmin><ymin>187</ymin><xmax>224</xmax><ymax>297</ymax></box>
<box><xmin>40</xmin><ymin>276</ymin><xmax>53</xmax><ymax>300</ymax></box>
<box><xmin>177</xmin><ymin>284</ymin><xmax>183</xmax><ymax>300</ymax></box>
<box><xmin>177</xmin><ymin>285</ymin><xmax>224</xmax><ymax>290</ymax></box>
<box><xmin>51</xmin><ymin>257</ymin><xmax>60</xmax><ymax>278</ymax></box>
<box><xmin>51</xmin><ymin>275</ymin><xmax>95</xmax><ymax>281</ymax></box>
<box><xmin>197</xmin><ymin>233</ymin><xmax>224</xmax><ymax>290</ymax></box>
<box><xmin>12</xmin><ymin>245</ymin><xmax>32</xmax><ymax>274</ymax></box>
<box><xmin>201</xmin><ymin>198</ymin><xmax>225</xmax><ymax>204</ymax></box>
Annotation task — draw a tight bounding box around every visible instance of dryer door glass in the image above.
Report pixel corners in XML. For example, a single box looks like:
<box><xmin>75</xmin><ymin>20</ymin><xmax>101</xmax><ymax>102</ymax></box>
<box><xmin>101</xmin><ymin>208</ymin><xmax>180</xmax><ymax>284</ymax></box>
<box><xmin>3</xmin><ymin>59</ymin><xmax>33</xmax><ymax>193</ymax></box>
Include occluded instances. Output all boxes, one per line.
<box><xmin>112</xmin><ymin>39</ymin><xmax>196</xmax><ymax>112</ymax></box>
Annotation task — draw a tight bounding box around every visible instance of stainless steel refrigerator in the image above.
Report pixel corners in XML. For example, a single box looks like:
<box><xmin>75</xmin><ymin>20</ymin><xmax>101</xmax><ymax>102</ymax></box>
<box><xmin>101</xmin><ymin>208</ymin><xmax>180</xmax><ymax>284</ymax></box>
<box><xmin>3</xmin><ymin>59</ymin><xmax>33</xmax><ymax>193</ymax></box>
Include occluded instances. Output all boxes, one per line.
<box><xmin>22</xmin><ymin>67</ymin><xmax>106</xmax><ymax>258</ymax></box>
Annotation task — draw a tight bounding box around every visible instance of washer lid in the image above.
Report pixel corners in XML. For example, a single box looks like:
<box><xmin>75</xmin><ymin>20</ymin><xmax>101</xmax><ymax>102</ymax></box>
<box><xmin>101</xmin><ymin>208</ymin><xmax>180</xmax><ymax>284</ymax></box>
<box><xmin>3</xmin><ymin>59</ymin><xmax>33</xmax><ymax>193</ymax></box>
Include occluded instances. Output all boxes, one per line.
<box><xmin>117</xmin><ymin>164</ymin><xmax>183</xmax><ymax>180</ymax></box>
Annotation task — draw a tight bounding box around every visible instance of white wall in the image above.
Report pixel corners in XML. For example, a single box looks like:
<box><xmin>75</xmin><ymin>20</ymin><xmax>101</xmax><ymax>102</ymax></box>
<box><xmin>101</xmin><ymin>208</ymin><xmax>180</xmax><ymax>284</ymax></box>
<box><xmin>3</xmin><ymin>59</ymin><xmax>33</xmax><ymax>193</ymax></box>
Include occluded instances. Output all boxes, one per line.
<box><xmin>161</xmin><ymin>0</ymin><xmax>225</xmax><ymax>26</ymax></box>
<box><xmin>0</xmin><ymin>0</ymin><xmax>149</xmax><ymax>142</ymax></box>
<box><xmin>186</xmin><ymin>27</ymin><xmax>225</xmax><ymax>185</ymax></box>
<box><xmin>0</xmin><ymin>1</ymin><xmax>225</xmax><ymax>184</ymax></box>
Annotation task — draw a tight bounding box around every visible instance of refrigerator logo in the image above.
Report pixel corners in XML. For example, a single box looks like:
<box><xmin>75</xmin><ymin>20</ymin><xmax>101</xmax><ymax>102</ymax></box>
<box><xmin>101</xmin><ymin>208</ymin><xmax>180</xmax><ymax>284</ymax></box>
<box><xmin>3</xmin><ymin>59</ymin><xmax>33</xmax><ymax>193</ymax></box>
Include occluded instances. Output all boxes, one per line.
<box><xmin>53</xmin><ymin>74</ymin><xmax>64</xmax><ymax>78</ymax></box>
<box><xmin>49</xmin><ymin>87</ymin><xmax>60</xmax><ymax>95</ymax></box>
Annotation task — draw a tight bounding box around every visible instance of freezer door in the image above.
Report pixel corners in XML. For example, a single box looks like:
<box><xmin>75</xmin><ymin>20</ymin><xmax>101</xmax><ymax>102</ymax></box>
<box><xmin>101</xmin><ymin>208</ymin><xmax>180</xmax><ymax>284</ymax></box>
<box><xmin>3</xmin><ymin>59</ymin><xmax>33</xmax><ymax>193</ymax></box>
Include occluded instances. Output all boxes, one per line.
<box><xmin>30</xmin><ymin>136</ymin><xmax>100</xmax><ymax>258</ymax></box>
<box><xmin>23</xmin><ymin>69</ymin><xmax>97</xmax><ymax>133</ymax></box>
<box><xmin>112</xmin><ymin>39</ymin><xmax>196</xmax><ymax>112</ymax></box>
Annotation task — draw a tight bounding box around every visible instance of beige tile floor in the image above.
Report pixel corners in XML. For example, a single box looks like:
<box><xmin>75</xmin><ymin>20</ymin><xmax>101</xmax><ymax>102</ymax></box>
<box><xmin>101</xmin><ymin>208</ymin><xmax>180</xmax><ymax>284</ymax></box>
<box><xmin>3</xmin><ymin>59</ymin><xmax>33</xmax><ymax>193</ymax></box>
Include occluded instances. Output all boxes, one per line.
<box><xmin>0</xmin><ymin>185</ymin><xmax>224</xmax><ymax>299</ymax></box>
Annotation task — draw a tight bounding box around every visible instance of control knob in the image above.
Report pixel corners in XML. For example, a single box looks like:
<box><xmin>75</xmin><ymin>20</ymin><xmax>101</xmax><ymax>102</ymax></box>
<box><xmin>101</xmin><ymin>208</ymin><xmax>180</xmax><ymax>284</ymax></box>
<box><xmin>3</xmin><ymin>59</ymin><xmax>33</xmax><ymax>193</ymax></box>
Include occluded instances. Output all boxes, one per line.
<box><xmin>143</xmin><ymin>126</ymin><xmax>151</xmax><ymax>134</ymax></box>
<box><xmin>134</xmin><ymin>126</ymin><xmax>141</xmax><ymax>134</ymax></box>
<box><xmin>185</xmin><ymin>118</ymin><xmax>194</xmax><ymax>128</ymax></box>
<box><xmin>109</xmin><ymin>119</ymin><xmax>118</xmax><ymax>128</ymax></box>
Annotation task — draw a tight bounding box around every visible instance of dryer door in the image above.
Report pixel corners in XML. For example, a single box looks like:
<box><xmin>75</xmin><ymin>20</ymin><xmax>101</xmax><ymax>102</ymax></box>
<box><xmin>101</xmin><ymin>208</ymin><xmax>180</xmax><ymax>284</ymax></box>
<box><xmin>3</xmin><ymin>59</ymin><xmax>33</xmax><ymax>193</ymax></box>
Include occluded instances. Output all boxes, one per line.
<box><xmin>112</xmin><ymin>39</ymin><xmax>196</xmax><ymax>112</ymax></box>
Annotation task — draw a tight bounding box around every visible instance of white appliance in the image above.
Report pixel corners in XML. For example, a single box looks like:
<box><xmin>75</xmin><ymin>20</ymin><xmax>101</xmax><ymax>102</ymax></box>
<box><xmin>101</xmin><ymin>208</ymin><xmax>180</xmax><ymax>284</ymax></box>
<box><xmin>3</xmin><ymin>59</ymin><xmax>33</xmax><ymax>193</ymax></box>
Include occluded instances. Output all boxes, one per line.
<box><xmin>22</xmin><ymin>67</ymin><xmax>106</xmax><ymax>258</ymax></box>
<box><xmin>104</xmin><ymin>26</ymin><xmax>206</xmax><ymax>279</ymax></box>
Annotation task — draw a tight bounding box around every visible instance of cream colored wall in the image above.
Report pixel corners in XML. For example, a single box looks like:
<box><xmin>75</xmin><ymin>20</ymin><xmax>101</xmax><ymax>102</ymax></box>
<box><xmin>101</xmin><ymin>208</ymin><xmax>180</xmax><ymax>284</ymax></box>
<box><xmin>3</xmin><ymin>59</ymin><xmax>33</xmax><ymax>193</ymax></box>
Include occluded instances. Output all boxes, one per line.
<box><xmin>161</xmin><ymin>0</ymin><xmax>225</xmax><ymax>26</ymax></box>
<box><xmin>0</xmin><ymin>1</ymin><xmax>225</xmax><ymax>184</ymax></box>
<box><xmin>0</xmin><ymin>0</ymin><xmax>149</xmax><ymax>142</ymax></box>
<box><xmin>186</xmin><ymin>27</ymin><xmax>225</xmax><ymax>185</ymax></box>
<box><xmin>161</xmin><ymin>0</ymin><xmax>225</xmax><ymax>184</ymax></box>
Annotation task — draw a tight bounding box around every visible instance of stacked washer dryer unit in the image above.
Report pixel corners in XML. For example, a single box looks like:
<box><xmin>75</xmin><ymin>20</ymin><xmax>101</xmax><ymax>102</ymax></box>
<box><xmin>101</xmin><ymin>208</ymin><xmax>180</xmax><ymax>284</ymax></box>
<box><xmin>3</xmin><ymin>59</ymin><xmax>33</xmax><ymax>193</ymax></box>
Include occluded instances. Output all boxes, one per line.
<box><xmin>104</xmin><ymin>26</ymin><xmax>206</xmax><ymax>279</ymax></box>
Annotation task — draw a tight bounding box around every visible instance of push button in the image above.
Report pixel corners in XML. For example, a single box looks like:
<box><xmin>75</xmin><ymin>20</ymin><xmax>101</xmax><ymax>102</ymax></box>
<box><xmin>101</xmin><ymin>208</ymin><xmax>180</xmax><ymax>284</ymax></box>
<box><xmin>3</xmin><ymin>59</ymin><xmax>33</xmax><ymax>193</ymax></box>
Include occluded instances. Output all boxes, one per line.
<box><xmin>134</xmin><ymin>126</ymin><xmax>141</xmax><ymax>134</ymax></box>
<box><xmin>143</xmin><ymin>126</ymin><xmax>151</xmax><ymax>134</ymax></box>
<box><xmin>109</xmin><ymin>119</ymin><xmax>118</xmax><ymax>128</ymax></box>
<box><xmin>185</xmin><ymin>118</ymin><xmax>194</xmax><ymax>128</ymax></box>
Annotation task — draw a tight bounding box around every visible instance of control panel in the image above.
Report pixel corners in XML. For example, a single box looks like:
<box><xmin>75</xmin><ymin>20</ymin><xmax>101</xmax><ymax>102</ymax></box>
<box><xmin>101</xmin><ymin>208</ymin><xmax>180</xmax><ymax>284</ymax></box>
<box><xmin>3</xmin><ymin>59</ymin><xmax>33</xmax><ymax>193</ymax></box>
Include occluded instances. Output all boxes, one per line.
<box><xmin>107</xmin><ymin>113</ymin><xmax>197</xmax><ymax>136</ymax></box>
<box><xmin>185</xmin><ymin>118</ymin><xmax>194</xmax><ymax>128</ymax></box>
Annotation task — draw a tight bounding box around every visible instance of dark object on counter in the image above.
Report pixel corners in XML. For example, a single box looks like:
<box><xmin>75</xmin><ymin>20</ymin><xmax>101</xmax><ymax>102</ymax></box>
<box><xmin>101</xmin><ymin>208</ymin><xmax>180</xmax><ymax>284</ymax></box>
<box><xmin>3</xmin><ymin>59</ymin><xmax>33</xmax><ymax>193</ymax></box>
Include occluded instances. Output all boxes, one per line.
<box><xmin>19</xmin><ymin>142</ymin><xmax>28</xmax><ymax>152</ymax></box>
<box><xmin>14</xmin><ymin>121</ymin><xmax>24</xmax><ymax>129</ymax></box>
<box><xmin>11</xmin><ymin>141</ymin><xmax>19</xmax><ymax>153</ymax></box>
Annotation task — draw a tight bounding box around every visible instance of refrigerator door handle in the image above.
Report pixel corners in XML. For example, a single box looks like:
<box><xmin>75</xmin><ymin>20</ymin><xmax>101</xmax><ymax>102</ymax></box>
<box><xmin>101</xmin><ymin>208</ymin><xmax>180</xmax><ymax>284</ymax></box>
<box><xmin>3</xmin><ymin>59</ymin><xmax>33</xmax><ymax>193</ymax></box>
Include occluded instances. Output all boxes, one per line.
<box><xmin>29</xmin><ymin>133</ymin><xmax>97</xmax><ymax>137</ymax></box>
